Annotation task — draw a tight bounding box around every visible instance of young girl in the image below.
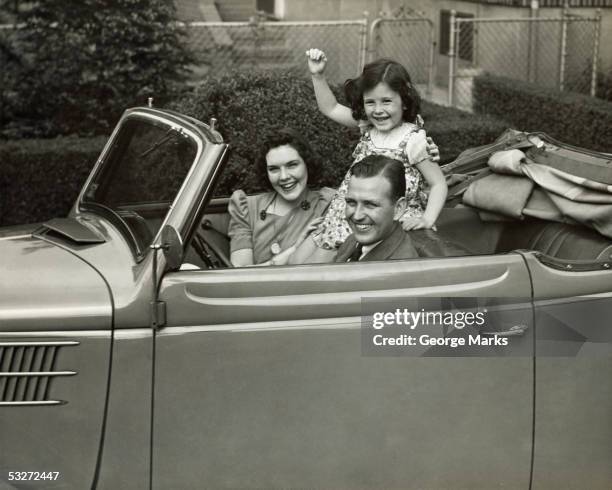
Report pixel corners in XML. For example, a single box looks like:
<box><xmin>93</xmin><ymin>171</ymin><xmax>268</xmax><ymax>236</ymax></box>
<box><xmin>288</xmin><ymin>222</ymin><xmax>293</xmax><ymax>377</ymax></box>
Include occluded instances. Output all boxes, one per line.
<box><xmin>297</xmin><ymin>48</ymin><xmax>447</xmax><ymax>260</ymax></box>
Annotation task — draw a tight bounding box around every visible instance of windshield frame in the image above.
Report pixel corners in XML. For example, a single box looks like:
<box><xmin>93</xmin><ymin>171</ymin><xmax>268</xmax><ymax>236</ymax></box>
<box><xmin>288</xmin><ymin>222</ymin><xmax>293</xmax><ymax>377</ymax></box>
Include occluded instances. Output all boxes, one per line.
<box><xmin>77</xmin><ymin>109</ymin><xmax>205</xmax><ymax>261</ymax></box>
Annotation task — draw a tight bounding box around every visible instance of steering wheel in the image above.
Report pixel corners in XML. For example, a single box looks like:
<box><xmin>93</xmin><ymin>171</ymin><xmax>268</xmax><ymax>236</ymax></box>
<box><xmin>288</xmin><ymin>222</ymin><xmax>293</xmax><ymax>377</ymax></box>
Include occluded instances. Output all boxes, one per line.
<box><xmin>191</xmin><ymin>223</ymin><xmax>232</xmax><ymax>268</ymax></box>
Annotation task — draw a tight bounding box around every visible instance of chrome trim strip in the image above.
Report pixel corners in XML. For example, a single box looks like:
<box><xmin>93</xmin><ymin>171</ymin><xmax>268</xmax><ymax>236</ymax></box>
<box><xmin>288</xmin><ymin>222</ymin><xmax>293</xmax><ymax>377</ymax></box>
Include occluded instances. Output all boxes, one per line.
<box><xmin>0</xmin><ymin>305</ymin><xmax>109</xmax><ymax>322</ymax></box>
<box><xmin>183</xmin><ymin>273</ymin><xmax>511</xmax><ymax>307</ymax></box>
<box><xmin>158</xmin><ymin>316</ymin><xmax>361</xmax><ymax>336</ymax></box>
<box><xmin>0</xmin><ymin>400</ymin><xmax>65</xmax><ymax>406</ymax></box>
<box><xmin>0</xmin><ymin>341</ymin><xmax>79</xmax><ymax>347</ymax></box>
<box><xmin>0</xmin><ymin>371</ymin><xmax>77</xmax><ymax>377</ymax></box>
<box><xmin>115</xmin><ymin>329</ymin><xmax>152</xmax><ymax>340</ymax></box>
<box><xmin>0</xmin><ymin>331</ymin><xmax>111</xmax><ymax>339</ymax></box>
<box><xmin>0</xmin><ymin>233</ymin><xmax>31</xmax><ymax>241</ymax></box>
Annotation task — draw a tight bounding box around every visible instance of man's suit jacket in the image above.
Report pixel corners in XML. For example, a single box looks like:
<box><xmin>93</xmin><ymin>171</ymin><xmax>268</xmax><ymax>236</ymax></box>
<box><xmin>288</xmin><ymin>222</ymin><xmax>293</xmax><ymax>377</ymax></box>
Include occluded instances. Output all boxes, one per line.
<box><xmin>335</xmin><ymin>223</ymin><xmax>419</xmax><ymax>262</ymax></box>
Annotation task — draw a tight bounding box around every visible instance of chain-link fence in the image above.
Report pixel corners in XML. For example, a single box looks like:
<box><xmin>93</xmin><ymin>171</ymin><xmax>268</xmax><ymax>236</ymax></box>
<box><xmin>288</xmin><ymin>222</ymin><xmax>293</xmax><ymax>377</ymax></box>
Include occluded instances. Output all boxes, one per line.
<box><xmin>369</xmin><ymin>18</ymin><xmax>435</xmax><ymax>97</ymax></box>
<box><xmin>3</xmin><ymin>11</ymin><xmax>604</xmax><ymax>119</ymax></box>
<box><xmin>183</xmin><ymin>19</ymin><xmax>367</xmax><ymax>85</ymax></box>
<box><xmin>449</xmin><ymin>11</ymin><xmax>601</xmax><ymax>111</ymax></box>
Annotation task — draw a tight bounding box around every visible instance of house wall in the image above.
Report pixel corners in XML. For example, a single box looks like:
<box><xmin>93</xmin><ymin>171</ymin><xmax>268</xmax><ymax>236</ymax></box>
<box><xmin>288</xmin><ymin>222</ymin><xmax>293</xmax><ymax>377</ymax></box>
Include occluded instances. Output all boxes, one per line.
<box><xmin>283</xmin><ymin>0</ymin><xmax>388</xmax><ymax>20</ymax></box>
<box><xmin>216</xmin><ymin>0</ymin><xmax>256</xmax><ymax>21</ymax></box>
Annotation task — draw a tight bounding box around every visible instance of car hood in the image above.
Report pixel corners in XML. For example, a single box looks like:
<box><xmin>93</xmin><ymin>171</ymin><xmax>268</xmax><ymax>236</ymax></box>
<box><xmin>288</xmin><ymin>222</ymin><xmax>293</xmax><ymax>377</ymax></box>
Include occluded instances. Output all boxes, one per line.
<box><xmin>0</xmin><ymin>230</ymin><xmax>112</xmax><ymax>332</ymax></box>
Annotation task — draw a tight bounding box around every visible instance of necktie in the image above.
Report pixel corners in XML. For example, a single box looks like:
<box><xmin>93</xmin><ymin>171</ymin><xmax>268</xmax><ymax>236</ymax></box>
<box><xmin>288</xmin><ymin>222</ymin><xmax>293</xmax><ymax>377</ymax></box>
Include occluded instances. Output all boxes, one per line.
<box><xmin>347</xmin><ymin>243</ymin><xmax>363</xmax><ymax>262</ymax></box>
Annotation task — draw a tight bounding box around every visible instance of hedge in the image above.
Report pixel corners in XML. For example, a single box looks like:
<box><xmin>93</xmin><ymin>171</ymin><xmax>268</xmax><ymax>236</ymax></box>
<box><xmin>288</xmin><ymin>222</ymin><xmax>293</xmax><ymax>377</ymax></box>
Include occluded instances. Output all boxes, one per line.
<box><xmin>169</xmin><ymin>70</ymin><xmax>509</xmax><ymax>195</ymax></box>
<box><xmin>474</xmin><ymin>74</ymin><xmax>612</xmax><ymax>153</ymax></box>
<box><xmin>0</xmin><ymin>137</ymin><xmax>105</xmax><ymax>226</ymax></box>
<box><xmin>1</xmin><ymin>71</ymin><xmax>509</xmax><ymax>227</ymax></box>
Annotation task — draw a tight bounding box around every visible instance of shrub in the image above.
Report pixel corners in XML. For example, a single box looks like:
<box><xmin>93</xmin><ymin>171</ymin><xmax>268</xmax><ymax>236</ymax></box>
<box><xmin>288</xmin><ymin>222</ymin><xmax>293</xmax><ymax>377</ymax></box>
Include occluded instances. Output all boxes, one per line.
<box><xmin>474</xmin><ymin>74</ymin><xmax>612</xmax><ymax>153</ymax></box>
<box><xmin>2</xmin><ymin>0</ymin><xmax>191</xmax><ymax>138</ymax></box>
<box><xmin>169</xmin><ymin>70</ymin><xmax>356</xmax><ymax>195</ymax></box>
<box><xmin>170</xmin><ymin>70</ymin><xmax>508</xmax><ymax>195</ymax></box>
<box><xmin>596</xmin><ymin>69</ymin><xmax>612</xmax><ymax>103</ymax></box>
<box><xmin>423</xmin><ymin>103</ymin><xmax>509</xmax><ymax>165</ymax></box>
<box><xmin>1</xmin><ymin>71</ymin><xmax>509</xmax><ymax>226</ymax></box>
<box><xmin>0</xmin><ymin>136</ymin><xmax>105</xmax><ymax>226</ymax></box>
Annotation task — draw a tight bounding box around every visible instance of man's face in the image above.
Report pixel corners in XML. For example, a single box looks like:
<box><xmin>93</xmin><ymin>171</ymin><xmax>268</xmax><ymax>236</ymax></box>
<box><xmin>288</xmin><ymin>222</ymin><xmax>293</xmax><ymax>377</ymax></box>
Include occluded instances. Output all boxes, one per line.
<box><xmin>345</xmin><ymin>174</ymin><xmax>405</xmax><ymax>246</ymax></box>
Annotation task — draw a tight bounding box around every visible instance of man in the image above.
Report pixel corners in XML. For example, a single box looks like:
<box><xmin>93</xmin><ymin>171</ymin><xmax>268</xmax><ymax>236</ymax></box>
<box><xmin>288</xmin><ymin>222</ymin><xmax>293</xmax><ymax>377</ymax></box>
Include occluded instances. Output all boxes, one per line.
<box><xmin>335</xmin><ymin>155</ymin><xmax>419</xmax><ymax>262</ymax></box>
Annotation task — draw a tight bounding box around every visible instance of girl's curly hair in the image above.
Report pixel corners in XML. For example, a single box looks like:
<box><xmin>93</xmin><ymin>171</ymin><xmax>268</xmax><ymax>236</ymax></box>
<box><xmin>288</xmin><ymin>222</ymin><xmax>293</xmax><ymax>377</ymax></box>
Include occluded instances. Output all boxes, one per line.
<box><xmin>344</xmin><ymin>58</ymin><xmax>421</xmax><ymax>124</ymax></box>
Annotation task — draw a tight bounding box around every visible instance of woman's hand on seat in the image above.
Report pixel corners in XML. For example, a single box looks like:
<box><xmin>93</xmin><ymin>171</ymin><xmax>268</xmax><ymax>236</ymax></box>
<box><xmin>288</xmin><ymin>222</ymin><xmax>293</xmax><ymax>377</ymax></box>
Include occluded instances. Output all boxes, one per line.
<box><xmin>401</xmin><ymin>216</ymin><xmax>436</xmax><ymax>231</ymax></box>
<box><xmin>426</xmin><ymin>137</ymin><xmax>440</xmax><ymax>163</ymax></box>
<box><xmin>269</xmin><ymin>217</ymin><xmax>325</xmax><ymax>266</ymax></box>
<box><xmin>296</xmin><ymin>217</ymin><xmax>324</xmax><ymax>245</ymax></box>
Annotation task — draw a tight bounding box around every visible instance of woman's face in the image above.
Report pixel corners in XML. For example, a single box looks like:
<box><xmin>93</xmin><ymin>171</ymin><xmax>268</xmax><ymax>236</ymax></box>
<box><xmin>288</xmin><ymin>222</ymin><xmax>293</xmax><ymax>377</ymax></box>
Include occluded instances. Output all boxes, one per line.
<box><xmin>265</xmin><ymin>144</ymin><xmax>308</xmax><ymax>203</ymax></box>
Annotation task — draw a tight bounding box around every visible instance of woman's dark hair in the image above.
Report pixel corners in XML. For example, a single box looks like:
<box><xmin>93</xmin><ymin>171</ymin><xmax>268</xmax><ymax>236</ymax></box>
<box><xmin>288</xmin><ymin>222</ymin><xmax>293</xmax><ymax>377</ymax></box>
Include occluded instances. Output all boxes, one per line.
<box><xmin>256</xmin><ymin>128</ymin><xmax>323</xmax><ymax>189</ymax></box>
<box><xmin>344</xmin><ymin>58</ymin><xmax>421</xmax><ymax>123</ymax></box>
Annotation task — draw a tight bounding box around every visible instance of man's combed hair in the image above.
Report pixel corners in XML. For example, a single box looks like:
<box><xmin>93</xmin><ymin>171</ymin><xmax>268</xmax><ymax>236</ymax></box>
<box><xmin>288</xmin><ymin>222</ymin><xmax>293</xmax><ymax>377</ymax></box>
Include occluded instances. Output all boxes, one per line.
<box><xmin>351</xmin><ymin>155</ymin><xmax>406</xmax><ymax>201</ymax></box>
<box><xmin>344</xmin><ymin>58</ymin><xmax>421</xmax><ymax>123</ymax></box>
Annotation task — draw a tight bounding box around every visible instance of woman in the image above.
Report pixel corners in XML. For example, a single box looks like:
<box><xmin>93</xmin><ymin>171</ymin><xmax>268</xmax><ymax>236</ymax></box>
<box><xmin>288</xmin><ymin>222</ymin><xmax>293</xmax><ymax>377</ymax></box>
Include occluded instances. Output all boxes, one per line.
<box><xmin>228</xmin><ymin>129</ymin><xmax>334</xmax><ymax>266</ymax></box>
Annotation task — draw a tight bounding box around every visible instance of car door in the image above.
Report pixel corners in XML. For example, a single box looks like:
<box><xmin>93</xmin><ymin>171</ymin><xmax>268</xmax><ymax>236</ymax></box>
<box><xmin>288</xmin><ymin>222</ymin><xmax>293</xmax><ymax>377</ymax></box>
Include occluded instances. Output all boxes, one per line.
<box><xmin>153</xmin><ymin>253</ymin><xmax>534</xmax><ymax>489</ymax></box>
<box><xmin>521</xmin><ymin>252</ymin><xmax>612</xmax><ymax>490</ymax></box>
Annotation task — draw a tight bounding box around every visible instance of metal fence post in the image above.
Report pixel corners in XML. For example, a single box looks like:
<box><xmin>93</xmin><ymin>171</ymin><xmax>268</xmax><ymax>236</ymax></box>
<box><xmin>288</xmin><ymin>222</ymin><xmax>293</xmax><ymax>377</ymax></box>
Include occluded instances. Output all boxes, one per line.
<box><xmin>559</xmin><ymin>5</ymin><xmax>568</xmax><ymax>91</ymax></box>
<box><xmin>368</xmin><ymin>17</ymin><xmax>380</xmax><ymax>63</ymax></box>
<box><xmin>590</xmin><ymin>8</ymin><xmax>601</xmax><ymax>97</ymax></box>
<box><xmin>448</xmin><ymin>10</ymin><xmax>456</xmax><ymax>107</ymax></box>
<box><xmin>426</xmin><ymin>19</ymin><xmax>435</xmax><ymax>98</ymax></box>
<box><xmin>527</xmin><ymin>1</ymin><xmax>539</xmax><ymax>83</ymax></box>
<box><xmin>359</xmin><ymin>12</ymin><xmax>369</xmax><ymax>71</ymax></box>
<box><xmin>248</xmin><ymin>15</ymin><xmax>258</xmax><ymax>68</ymax></box>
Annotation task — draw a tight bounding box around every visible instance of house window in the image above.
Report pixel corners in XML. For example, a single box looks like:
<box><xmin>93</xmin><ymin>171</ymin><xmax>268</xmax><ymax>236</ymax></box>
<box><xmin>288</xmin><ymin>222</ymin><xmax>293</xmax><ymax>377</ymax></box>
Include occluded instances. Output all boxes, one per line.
<box><xmin>256</xmin><ymin>0</ymin><xmax>275</xmax><ymax>15</ymax></box>
<box><xmin>439</xmin><ymin>10</ymin><xmax>474</xmax><ymax>62</ymax></box>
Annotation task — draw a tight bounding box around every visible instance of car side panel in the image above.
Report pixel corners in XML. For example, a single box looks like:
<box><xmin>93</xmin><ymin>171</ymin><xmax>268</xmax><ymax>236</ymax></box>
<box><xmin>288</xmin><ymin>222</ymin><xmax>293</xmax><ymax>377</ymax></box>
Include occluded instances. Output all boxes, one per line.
<box><xmin>0</xmin><ymin>332</ymin><xmax>111</xmax><ymax>489</ymax></box>
<box><xmin>0</xmin><ymin>236</ymin><xmax>113</xmax><ymax>488</ymax></box>
<box><xmin>154</xmin><ymin>255</ymin><xmax>534</xmax><ymax>489</ymax></box>
<box><xmin>523</xmin><ymin>253</ymin><xmax>612</xmax><ymax>490</ymax></box>
<box><xmin>95</xmin><ymin>330</ymin><xmax>153</xmax><ymax>490</ymax></box>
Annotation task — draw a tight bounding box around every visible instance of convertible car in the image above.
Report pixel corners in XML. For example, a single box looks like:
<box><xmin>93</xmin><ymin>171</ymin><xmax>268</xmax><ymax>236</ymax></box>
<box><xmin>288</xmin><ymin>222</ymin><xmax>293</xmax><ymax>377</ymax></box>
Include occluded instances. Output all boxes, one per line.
<box><xmin>1</xmin><ymin>107</ymin><xmax>611</xmax><ymax>489</ymax></box>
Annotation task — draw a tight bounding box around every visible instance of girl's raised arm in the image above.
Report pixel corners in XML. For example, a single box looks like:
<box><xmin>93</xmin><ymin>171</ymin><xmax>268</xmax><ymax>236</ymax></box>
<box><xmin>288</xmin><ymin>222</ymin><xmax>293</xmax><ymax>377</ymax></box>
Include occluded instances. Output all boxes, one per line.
<box><xmin>306</xmin><ymin>49</ymin><xmax>358</xmax><ymax>128</ymax></box>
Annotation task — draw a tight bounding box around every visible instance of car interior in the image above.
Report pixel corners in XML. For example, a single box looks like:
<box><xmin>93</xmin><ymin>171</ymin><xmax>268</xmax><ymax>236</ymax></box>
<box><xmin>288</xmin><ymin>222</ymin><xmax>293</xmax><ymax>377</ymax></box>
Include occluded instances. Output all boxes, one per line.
<box><xmin>180</xmin><ymin>196</ymin><xmax>612</xmax><ymax>269</ymax></box>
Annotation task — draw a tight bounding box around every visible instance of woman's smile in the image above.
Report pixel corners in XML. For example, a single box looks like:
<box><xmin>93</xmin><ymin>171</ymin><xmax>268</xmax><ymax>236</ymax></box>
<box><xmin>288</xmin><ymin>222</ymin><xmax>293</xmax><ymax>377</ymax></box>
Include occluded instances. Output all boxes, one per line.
<box><xmin>279</xmin><ymin>181</ymin><xmax>298</xmax><ymax>192</ymax></box>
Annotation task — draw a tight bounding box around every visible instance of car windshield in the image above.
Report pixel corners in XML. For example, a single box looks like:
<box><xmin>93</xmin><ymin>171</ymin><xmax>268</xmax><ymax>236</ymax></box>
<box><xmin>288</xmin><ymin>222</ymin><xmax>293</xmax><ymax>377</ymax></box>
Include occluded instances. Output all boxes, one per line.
<box><xmin>81</xmin><ymin>116</ymin><xmax>198</xmax><ymax>256</ymax></box>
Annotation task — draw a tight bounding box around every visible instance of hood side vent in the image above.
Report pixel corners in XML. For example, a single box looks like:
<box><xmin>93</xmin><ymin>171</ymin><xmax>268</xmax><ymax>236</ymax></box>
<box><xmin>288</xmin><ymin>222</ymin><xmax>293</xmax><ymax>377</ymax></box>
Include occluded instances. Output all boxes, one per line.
<box><xmin>0</xmin><ymin>341</ymin><xmax>78</xmax><ymax>406</ymax></box>
<box><xmin>41</xmin><ymin>218</ymin><xmax>105</xmax><ymax>244</ymax></box>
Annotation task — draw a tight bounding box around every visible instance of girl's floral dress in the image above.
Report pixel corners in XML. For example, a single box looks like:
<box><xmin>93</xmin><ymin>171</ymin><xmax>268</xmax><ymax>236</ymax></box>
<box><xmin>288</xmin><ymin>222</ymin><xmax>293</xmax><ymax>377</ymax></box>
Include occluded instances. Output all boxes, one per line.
<box><xmin>311</xmin><ymin>121</ymin><xmax>431</xmax><ymax>250</ymax></box>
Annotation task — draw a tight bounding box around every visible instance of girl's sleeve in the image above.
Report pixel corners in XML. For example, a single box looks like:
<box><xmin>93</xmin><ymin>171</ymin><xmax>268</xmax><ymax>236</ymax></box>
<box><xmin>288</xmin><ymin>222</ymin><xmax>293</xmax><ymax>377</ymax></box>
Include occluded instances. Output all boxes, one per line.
<box><xmin>405</xmin><ymin>130</ymin><xmax>430</xmax><ymax>166</ymax></box>
<box><xmin>227</xmin><ymin>190</ymin><xmax>253</xmax><ymax>253</ymax></box>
